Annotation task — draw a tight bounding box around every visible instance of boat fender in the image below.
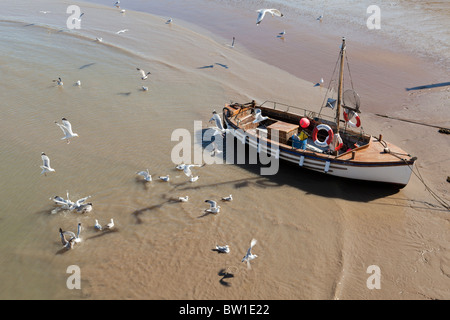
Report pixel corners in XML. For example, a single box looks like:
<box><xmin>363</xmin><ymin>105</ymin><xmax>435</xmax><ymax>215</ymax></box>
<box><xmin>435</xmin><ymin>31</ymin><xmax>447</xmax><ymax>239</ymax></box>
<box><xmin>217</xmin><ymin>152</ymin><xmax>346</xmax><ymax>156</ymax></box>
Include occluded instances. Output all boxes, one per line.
<box><xmin>333</xmin><ymin>133</ymin><xmax>343</xmax><ymax>151</ymax></box>
<box><xmin>343</xmin><ymin>109</ymin><xmax>361</xmax><ymax>128</ymax></box>
<box><xmin>312</xmin><ymin>124</ymin><xmax>334</xmax><ymax>147</ymax></box>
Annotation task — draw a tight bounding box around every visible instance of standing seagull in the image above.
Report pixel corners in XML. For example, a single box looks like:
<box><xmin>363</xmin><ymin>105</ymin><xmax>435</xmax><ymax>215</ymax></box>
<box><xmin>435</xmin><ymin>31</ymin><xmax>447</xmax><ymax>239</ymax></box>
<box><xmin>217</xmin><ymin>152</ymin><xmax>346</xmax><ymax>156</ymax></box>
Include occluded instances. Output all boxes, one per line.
<box><xmin>221</xmin><ymin>194</ymin><xmax>233</xmax><ymax>201</ymax></box>
<box><xmin>55</xmin><ymin>118</ymin><xmax>79</xmax><ymax>143</ymax></box>
<box><xmin>204</xmin><ymin>200</ymin><xmax>220</xmax><ymax>214</ymax></box>
<box><xmin>40</xmin><ymin>152</ymin><xmax>55</xmax><ymax>176</ymax></box>
<box><xmin>159</xmin><ymin>175</ymin><xmax>170</xmax><ymax>182</ymax></box>
<box><xmin>104</xmin><ymin>218</ymin><xmax>114</xmax><ymax>230</ymax></box>
<box><xmin>137</xmin><ymin>68</ymin><xmax>151</xmax><ymax>80</ymax></box>
<box><xmin>242</xmin><ymin>238</ymin><xmax>258</xmax><ymax>269</ymax></box>
<box><xmin>252</xmin><ymin>109</ymin><xmax>269</xmax><ymax>124</ymax></box>
<box><xmin>94</xmin><ymin>219</ymin><xmax>103</xmax><ymax>230</ymax></box>
<box><xmin>256</xmin><ymin>9</ymin><xmax>283</xmax><ymax>25</ymax></box>
<box><xmin>166</xmin><ymin>18</ymin><xmax>173</xmax><ymax>24</ymax></box>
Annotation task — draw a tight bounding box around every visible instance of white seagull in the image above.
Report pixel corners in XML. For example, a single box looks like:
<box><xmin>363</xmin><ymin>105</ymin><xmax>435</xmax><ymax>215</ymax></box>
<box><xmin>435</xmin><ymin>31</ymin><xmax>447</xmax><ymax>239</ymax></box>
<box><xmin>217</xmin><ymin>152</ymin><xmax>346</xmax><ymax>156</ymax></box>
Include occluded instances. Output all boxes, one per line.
<box><xmin>55</xmin><ymin>118</ymin><xmax>79</xmax><ymax>143</ymax></box>
<box><xmin>210</xmin><ymin>141</ymin><xmax>223</xmax><ymax>156</ymax></box>
<box><xmin>95</xmin><ymin>37</ymin><xmax>103</xmax><ymax>42</ymax></box>
<box><xmin>221</xmin><ymin>194</ymin><xmax>233</xmax><ymax>201</ymax></box>
<box><xmin>104</xmin><ymin>218</ymin><xmax>114</xmax><ymax>230</ymax></box>
<box><xmin>116</xmin><ymin>29</ymin><xmax>129</xmax><ymax>34</ymax></box>
<box><xmin>53</xmin><ymin>77</ymin><xmax>63</xmax><ymax>86</ymax></box>
<box><xmin>242</xmin><ymin>238</ymin><xmax>258</xmax><ymax>269</ymax></box>
<box><xmin>182</xmin><ymin>164</ymin><xmax>205</xmax><ymax>178</ymax></box>
<box><xmin>159</xmin><ymin>175</ymin><xmax>170</xmax><ymax>182</ymax></box>
<box><xmin>40</xmin><ymin>152</ymin><xmax>55</xmax><ymax>176</ymax></box>
<box><xmin>279</xmin><ymin>30</ymin><xmax>286</xmax><ymax>36</ymax></box>
<box><xmin>166</xmin><ymin>18</ymin><xmax>172</xmax><ymax>24</ymax></box>
<box><xmin>252</xmin><ymin>109</ymin><xmax>269</xmax><ymax>124</ymax></box>
<box><xmin>209</xmin><ymin>110</ymin><xmax>229</xmax><ymax>135</ymax></box>
<box><xmin>51</xmin><ymin>191</ymin><xmax>74</xmax><ymax>210</ymax></box>
<box><xmin>205</xmin><ymin>200</ymin><xmax>220</xmax><ymax>214</ymax></box>
<box><xmin>76</xmin><ymin>202</ymin><xmax>93</xmax><ymax>213</ymax></box>
<box><xmin>76</xmin><ymin>12</ymin><xmax>84</xmax><ymax>22</ymax></box>
<box><xmin>175</xmin><ymin>163</ymin><xmax>186</xmax><ymax>170</ymax></box>
<box><xmin>70</xmin><ymin>195</ymin><xmax>91</xmax><ymax>211</ymax></box>
<box><xmin>76</xmin><ymin>80</ymin><xmax>81</xmax><ymax>86</ymax></box>
<box><xmin>178</xmin><ymin>196</ymin><xmax>189</xmax><ymax>202</ymax></box>
<box><xmin>137</xmin><ymin>68</ymin><xmax>151</xmax><ymax>80</ymax></box>
<box><xmin>256</xmin><ymin>9</ymin><xmax>283</xmax><ymax>25</ymax></box>
<box><xmin>39</xmin><ymin>11</ymin><xmax>51</xmax><ymax>14</ymax></box>
<box><xmin>189</xmin><ymin>176</ymin><xmax>199</xmax><ymax>182</ymax></box>
<box><xmin>114</xmin><ymin>1</ymin><xmax>120</xmax><ymax>8</ymax></box>
<box><xmin>136</xmin><ymin>169</ymin><xmax>152</xmax><ymax>182</ymax></box>
<box><xmin>142</xmin><ymin>86</ymin><xmax>149</xmax><ymax>91</ymax></box>
<box><xmin>94</xmin><ymin>219</ymin><xmax>103</xmax><ymax>230</ymax></box>
<box><xmin>216</xmin><ymin>245</ymin><xmax>230</xmax><ymax>253</ymax></box>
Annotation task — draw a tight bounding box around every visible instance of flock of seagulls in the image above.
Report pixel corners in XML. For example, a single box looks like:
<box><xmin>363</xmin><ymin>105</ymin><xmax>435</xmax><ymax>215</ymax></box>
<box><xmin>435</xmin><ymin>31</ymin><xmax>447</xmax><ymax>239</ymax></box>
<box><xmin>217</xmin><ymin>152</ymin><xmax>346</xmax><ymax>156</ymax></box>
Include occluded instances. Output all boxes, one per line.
<box><xmin>39</xmin><ymin>3</ymin><xmax>268</xmax><ymax>266</ymax></box>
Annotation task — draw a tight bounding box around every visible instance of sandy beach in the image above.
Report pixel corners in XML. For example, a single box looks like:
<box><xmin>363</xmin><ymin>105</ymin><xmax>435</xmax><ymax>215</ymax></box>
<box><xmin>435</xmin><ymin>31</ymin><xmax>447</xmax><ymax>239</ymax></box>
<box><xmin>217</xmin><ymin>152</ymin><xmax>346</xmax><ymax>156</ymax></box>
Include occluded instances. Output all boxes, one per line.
<box><xmin>0</xmin><ymin>0</ymin><xmax>448</xmax><ymax>301</ymax></box>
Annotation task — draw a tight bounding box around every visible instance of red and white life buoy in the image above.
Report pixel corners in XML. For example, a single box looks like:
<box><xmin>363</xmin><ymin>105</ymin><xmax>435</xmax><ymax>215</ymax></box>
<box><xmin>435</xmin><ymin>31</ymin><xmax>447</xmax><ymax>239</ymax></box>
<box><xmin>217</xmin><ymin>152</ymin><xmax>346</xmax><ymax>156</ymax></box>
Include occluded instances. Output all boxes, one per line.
<box><xmin>312</xmin><ymin>124</ymin><xmax>334</xmax><ymax>147</ymax></box>
<box><xmin>343</xmin><ymin>109</ymin><xmax>361</xmax><ymax>128</ymax></box>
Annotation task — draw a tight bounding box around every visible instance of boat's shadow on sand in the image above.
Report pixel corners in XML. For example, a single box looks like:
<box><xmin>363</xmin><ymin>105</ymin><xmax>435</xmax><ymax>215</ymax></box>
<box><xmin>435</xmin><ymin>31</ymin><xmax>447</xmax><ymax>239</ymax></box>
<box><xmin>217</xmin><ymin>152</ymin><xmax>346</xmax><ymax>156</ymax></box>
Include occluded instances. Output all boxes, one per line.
<box><xmin>198</xmin><ymin>131</ymin><xmax>401</xmax><ymax>202</ymax></box>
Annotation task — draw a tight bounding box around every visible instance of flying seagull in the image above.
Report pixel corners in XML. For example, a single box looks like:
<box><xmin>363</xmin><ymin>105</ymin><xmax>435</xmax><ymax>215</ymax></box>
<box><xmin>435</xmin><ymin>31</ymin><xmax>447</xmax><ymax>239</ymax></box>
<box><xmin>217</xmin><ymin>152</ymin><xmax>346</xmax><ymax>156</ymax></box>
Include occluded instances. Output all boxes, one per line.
<box><xmin>137</xmin><ymin>68</ymin><xmax>151</xmax><ymax>80</ymax></box>
<box><xmin>55</xmin><ymin>118</ymin><xmax>79</xmax><ymax>143</ymax></box>
<box><xmin>40</xmin><ymin>152</ymin><xmax>55</xmax><ymax>176</ymax></box>
<box><xmin>209</xmin><ymin>110</ymin><xmax>229</xmax><ymax>135</ymax></box>
<box><xmin>53</xmin><ymin>77</ymin><xmax>63</xmax><ymax>86</ymax></box>
<box><xmin>116</xmin><ymin>29</ymin><xmax>129</xmax><ymax>34</ymax></box>
<box><xmin>76</xmin><ymin>202</ymin><xmax>93</xmax><ymax>213</ymax></box>
<box><xmin>182</xmin><ymin>164</ymin><xmax>205</xmax><ymax>178</ymax></box>
<box><xmin>256</xmin><ymin>9</ymin><xmax>283</xmax><ymax>25</ymax></box>
<box><xmin>205</xmin><ymin>200</ymin><xmax>220</xmax><ymax>214</ymax></box>
<box><xmin>136</xmin><ymin>169</ymin><xmax>152</xmax><ymax>182</ymax></box>
<box><xmin>242</xmin><ymin>238</ymin><xmax>258</xmax><ymax>269</ymax></box>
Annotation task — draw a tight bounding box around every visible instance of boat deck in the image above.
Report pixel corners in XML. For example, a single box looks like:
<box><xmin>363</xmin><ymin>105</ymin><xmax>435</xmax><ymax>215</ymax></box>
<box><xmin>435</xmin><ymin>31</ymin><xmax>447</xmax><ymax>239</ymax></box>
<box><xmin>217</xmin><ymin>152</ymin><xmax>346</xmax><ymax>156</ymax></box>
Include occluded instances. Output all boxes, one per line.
<box><xmin>230</xmin><ymin>110</ymin><xmax>412</xmax><ymax>164</ymax></box>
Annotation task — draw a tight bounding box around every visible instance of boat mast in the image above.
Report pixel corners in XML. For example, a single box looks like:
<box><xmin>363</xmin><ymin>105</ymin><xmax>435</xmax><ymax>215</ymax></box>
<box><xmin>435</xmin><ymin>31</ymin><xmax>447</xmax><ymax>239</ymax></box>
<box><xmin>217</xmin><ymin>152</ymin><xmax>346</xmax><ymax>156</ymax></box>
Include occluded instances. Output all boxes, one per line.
<box><xmin>336</xmin><ymin>37</ymin><xmax>346</xmax><ymax>133</ymax></box>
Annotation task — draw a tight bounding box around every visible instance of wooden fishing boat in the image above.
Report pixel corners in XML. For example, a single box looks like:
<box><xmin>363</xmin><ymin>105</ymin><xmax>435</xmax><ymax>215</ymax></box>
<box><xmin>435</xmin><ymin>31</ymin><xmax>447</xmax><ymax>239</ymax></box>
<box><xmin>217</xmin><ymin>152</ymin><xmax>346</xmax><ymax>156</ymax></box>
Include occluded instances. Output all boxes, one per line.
<box><xmin>221</xmin><ymin>38</ymin><xmax>417</xmax><ymax>188</ymax></box>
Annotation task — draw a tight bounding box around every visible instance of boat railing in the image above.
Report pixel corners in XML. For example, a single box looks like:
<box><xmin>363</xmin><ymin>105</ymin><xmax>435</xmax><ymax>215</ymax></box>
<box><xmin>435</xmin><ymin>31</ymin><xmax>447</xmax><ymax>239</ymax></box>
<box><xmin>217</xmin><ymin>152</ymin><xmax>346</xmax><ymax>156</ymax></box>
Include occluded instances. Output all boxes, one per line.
<box><xmin>260</xmin><ymin>100</ymin><xmax>336</xmax><ymax>123</ymax></box>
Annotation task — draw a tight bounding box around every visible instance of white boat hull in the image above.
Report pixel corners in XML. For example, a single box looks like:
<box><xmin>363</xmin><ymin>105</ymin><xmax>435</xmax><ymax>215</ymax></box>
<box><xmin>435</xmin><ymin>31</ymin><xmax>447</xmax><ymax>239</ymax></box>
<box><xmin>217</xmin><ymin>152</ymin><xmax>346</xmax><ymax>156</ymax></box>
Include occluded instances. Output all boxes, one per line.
<box><xmin>228</xmin><ymin>125</ymin><xmax>414</xmax><ymax>187</ymax></box>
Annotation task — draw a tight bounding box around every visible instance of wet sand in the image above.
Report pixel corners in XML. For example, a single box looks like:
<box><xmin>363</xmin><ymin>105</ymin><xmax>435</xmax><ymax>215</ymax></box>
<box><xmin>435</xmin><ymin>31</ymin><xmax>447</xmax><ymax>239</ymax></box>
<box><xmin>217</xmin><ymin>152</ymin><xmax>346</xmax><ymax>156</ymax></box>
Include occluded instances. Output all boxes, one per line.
<box><xmin>0</xmin><ymin>0</ymin><xmax>448</xmax><ymax>300</ymax></box>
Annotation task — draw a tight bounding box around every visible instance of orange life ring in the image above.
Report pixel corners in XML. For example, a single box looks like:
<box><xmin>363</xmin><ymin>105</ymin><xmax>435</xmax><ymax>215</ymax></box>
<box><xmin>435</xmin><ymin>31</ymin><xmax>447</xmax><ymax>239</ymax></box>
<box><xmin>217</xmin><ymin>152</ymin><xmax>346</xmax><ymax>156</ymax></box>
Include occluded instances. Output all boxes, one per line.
<box><xmin>313</xmin><ymin>124</ymin><xmax>334</xmax><ymax>147</ymax></box>
<box><xmin>343</xmin><ymin>109</ymin><xmax>361</xmax><ymax>128</ymax></box>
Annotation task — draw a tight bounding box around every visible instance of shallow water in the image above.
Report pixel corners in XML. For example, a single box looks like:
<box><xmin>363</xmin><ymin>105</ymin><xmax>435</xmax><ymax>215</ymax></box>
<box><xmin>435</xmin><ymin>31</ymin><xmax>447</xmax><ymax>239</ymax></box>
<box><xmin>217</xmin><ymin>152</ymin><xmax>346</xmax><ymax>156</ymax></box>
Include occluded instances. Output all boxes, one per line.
<box><xmin>0</xmin><ymin>0</ymin><xmax>448</xmax><ymax>300</ymax></box>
